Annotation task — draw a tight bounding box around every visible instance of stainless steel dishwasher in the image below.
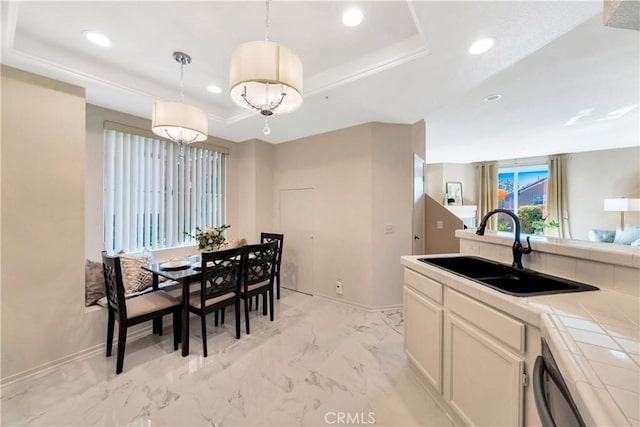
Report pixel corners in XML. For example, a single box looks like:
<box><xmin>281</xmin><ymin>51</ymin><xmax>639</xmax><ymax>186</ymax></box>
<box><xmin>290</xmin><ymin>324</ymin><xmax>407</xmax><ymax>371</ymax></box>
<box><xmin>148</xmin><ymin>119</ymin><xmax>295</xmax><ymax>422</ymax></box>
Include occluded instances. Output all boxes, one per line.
<box><xmin>533</xmin><ymin>338</ymin><xmax>586</xmax><ymax>427</ymax></box>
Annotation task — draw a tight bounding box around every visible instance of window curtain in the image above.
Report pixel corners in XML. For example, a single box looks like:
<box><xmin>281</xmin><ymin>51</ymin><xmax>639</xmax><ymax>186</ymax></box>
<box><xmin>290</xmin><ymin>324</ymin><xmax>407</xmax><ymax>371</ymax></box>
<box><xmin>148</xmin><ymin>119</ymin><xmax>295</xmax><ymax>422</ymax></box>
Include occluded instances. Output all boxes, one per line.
<box><xmin>547</xmin><ymin>155</ymin><xmax>571</xmax><ymax>239</ymax></box>
<box><xmin>477</xmin><ymin>162</ymin><xmax>498</xmax><ymax>229</ymax></box>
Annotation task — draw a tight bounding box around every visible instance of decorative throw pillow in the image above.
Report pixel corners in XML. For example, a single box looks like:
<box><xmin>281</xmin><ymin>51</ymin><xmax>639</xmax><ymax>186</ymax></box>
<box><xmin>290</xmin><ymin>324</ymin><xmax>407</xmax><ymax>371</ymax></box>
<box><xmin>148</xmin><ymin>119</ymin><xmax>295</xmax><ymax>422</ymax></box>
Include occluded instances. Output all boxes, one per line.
<box><xmin>631</xmin><ymin>238</ymin><xmax>640</xmax><ymax>247</ymax></box>
<box><xmin>613</xmin><ymin>225</ymin><xmax>640</xmax><ymax>245</ymax></box>
<box><xmin>224</xmin><ymin>238</ymin><xmax>247</xmax><ymax>250</ymax></box>
<box><xmin>117</xmin><ymin>248</ymin><xmax>155</xmax><ymax>294</ymax></box>
<box><xmin>588</xmin><ymin>229</ymin><xmax>616</xmax><ymax>243</ymax></box>
<box><xmin>85</xmin><ymin>259</ymin><xmax>106</xmax><ymax>306</ymax></box>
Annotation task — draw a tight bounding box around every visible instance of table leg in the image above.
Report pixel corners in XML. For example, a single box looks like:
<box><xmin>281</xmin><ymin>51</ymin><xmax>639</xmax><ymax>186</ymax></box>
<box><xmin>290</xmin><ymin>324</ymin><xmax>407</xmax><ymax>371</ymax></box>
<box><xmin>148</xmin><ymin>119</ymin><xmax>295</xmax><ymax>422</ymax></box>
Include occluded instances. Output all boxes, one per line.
<box><xmin>181</xmin><ymin>278</ymin><xmax>190</xmax><ymax>356</ymax></box>
<box><xmin>152</xmin><ymin>273</ymin><xmax>161</xmax><ymax>334</ymax></box>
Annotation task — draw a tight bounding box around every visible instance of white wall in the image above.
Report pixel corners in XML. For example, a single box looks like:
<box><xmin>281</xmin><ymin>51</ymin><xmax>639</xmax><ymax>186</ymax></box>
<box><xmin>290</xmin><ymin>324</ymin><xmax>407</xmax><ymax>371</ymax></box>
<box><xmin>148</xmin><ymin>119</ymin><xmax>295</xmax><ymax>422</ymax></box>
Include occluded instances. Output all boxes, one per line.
<box><xmin>425</xmin><ymin>163</ymin><xmax>477</xmax><ymax>206</ymax></box>
<box><xmin>1</xmin><ymin>66</ymin><xmax>90</xmax><ymax>381</ymax></box>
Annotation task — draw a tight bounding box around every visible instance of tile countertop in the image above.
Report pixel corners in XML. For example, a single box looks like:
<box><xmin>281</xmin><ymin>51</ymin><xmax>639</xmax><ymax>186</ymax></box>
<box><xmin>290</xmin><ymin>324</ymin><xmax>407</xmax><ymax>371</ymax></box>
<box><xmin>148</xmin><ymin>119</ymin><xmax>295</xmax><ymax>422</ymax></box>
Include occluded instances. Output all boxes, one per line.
<box><xmin>401</xmin><ymin>255</ymin><xmax>640</xmax><ymax>427</ymax></box>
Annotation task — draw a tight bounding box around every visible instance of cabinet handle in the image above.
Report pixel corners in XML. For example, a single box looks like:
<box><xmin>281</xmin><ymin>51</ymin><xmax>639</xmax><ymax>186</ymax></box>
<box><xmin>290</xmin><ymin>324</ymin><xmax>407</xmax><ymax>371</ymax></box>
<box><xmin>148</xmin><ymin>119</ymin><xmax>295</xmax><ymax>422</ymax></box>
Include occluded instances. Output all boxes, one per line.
<box><xmin>533</xmin><ymin>356</ymin><xmax>556</xmax><ymax>427</ymax></box>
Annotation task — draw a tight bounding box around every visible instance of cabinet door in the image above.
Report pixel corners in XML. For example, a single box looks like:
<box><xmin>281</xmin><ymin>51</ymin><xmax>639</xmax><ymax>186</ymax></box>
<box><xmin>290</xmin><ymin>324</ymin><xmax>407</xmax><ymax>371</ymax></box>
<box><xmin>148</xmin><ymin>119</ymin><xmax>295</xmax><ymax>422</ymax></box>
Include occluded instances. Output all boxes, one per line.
<box><xmin>444</xmin><ymin>313</ymin><xmax>524</xmax><ymax>427</ymax></box>
<box><xmin>404</xmin><ymin>286</ymin><xmax>443</xmax><ymax>392</ymax></box>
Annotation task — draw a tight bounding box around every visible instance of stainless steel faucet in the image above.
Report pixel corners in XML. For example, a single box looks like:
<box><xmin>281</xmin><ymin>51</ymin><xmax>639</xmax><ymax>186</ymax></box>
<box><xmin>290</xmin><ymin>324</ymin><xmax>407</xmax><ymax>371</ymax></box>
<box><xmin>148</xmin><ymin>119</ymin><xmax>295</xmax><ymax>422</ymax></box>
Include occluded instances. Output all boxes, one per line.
<box><xmin>476</xmin><ymin>208</ymin><xmax>532</xmax><ymax>269</ymax></box>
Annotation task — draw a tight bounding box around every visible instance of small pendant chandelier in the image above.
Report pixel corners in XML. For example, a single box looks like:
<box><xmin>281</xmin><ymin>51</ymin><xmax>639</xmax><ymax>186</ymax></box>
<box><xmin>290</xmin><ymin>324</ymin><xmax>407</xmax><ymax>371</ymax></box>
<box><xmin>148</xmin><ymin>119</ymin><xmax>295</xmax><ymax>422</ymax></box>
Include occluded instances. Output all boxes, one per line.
<box><xmin>152</xmin><ymin>51</ymin><xmax>208</xmax><ymax>156</ymax></box>
<box><xmin>229</xmin><ymin>0</ymin><xmax>303</xmax><ymax>135</ymax></box>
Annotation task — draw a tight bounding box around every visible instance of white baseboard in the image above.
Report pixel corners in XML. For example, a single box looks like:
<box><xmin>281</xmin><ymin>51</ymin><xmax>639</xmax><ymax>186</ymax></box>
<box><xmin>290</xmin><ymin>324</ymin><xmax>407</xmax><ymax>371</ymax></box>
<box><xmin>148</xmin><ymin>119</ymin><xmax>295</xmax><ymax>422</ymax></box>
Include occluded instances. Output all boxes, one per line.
<box><xmin>0</xmin><ymin>325</ymin><xmax>154</xmax><ymax>387</ymax></box>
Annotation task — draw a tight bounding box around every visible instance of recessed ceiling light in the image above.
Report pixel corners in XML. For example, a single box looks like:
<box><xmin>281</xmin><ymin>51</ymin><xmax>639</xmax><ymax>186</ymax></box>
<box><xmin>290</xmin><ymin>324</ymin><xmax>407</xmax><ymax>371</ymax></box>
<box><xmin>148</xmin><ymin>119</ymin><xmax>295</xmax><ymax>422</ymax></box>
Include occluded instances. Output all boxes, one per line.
<box><xmin>469</xmin><ymin>38</ymin><xmax>495</xmax><ymax>55</ymax></box>
<box><xmin>207</xmin><ymin>85</ymin><xmax>222</xmax><ymax>94</ymax></box>
<box><xmin>483</xmin><ymin>94</ymin><xmax>502</xmax><ymax>102</ymax></box>
<box><xmin>342</xmin><ymin>8</ymin><xmax>364</xmax><ymax>27</ymax></box>
<box><xmin>82</xmin><ymin>31</ymin><xmax>111</xmax><ymax>47</ymax></box>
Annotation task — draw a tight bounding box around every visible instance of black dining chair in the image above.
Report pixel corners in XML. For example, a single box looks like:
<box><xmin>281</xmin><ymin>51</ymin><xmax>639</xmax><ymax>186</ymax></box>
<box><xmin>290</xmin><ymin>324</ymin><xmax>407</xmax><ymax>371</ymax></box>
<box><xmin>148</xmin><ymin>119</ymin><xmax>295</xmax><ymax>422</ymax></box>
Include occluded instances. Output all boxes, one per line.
<box><xmin>187</xmin><ymin>247</ymin><xmax>244</xmax><ymax>357</ymax></box>
<box><xmin>102</xmin><ymin>252</ymin><xmax>181</xmax><ymax>374</ymax></box>
<box><xmin>260</xmin><ymin>232</ymin><xmax>284</xmax><ymax>300</ymax></box>
<box><xmin>241</xmin><ymin>241</ymin><xmax>278</xmax><ymax>334</ymax></box>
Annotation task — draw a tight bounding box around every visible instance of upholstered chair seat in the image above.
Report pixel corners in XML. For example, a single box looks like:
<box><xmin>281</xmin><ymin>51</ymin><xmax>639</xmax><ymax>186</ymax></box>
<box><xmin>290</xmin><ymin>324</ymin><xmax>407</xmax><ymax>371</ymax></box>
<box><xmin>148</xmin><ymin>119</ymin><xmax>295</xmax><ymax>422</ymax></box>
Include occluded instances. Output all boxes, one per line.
<box><xmin>125</xmin><ymin>291</ymin><xmax>181</xmax><ymax>319</ymax></box>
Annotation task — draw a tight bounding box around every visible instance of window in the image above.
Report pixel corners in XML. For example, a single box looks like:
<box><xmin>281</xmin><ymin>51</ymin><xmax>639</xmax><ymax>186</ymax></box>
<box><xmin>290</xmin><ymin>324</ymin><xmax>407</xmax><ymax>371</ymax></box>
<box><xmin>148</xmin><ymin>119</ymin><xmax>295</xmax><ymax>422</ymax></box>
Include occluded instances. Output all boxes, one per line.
<box><xmin>103</xmin><ymin>129</ymin><xmax>226</xmax><ymax>252</ymax></box>
<box><xmin>497</xmin><ymin>165</ymin><xmax>548</xmax><ymax>234</ymax></box>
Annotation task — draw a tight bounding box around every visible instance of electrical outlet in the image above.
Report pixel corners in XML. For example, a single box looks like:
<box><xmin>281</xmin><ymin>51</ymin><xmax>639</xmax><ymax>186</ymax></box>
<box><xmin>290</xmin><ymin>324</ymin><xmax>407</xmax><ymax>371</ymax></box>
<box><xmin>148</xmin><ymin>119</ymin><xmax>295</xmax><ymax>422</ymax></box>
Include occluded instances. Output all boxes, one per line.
<box><xmin>384</xmin><ymin>224</ymin><xmax>394</xmax><ymax>234</ymax></box>
<box><xmin>335</xmin><ymin>280</ymin><xmax>343</xmax><ymax>295</ymax></box>
<box><xmin>436</xmin><ymin>220</ymin><xmax>444</xmax><ymax>229</ymax></box>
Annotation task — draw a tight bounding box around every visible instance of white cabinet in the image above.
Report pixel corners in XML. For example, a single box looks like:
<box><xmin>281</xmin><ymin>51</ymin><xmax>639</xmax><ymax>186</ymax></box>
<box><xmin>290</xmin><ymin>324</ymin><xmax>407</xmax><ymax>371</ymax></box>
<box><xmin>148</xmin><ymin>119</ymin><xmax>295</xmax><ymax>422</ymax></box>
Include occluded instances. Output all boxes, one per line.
<box><xmin>404</xmin><ymin>286</ymin><xmax>443</xmax><ymax>392</ymax></box>
<box><xmin>444</xmin><ymin>312</ymin><xmax>525</xmax><ymax>427</ymax></box>
<box><xmin>403</xmin><ymin>266</ymin><xmax>538</xmax><ymax>427</ymax></box>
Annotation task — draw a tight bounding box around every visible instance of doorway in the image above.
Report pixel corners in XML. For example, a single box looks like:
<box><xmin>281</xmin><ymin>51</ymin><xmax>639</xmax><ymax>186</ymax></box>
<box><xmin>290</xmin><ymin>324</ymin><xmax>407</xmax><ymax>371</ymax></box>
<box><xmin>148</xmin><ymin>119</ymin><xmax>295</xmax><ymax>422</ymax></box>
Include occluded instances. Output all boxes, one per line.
<box><xmin>279</xmin><ymin>188</ymin><xmax>314</xmax><ymax>295</ymax></box>
<box><xmin>413</xmin><ymin>154</ymin><xmax>425</xmax><ymax>255</ymax></box>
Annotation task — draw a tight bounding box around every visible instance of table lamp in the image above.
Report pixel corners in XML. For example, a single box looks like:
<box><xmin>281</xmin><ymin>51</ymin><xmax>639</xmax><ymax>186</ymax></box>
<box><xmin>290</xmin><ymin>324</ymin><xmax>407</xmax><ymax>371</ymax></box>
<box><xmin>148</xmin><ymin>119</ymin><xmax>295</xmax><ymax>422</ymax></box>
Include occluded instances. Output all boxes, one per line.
<box><xmin>604</xmin><ymin>198</ymin><xmax>640</xmax><ymax>227</ymax></box>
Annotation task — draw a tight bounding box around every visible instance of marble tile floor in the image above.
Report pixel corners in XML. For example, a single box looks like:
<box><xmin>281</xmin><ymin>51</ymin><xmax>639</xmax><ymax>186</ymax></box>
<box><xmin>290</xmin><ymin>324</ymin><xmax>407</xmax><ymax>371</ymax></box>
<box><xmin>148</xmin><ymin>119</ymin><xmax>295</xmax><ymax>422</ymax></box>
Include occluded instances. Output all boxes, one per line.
<box><xmin>1</xmin><ymin>290</ymin><xmax>453</xmax><ymax>427</ymax></box>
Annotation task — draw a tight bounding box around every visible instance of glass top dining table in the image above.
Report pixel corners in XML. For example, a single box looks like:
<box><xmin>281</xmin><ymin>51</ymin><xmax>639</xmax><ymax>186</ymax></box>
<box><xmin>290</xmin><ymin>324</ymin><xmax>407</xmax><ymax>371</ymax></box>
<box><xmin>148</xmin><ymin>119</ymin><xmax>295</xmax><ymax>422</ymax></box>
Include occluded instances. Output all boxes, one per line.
<box><xmin>142</xmin><ymin>256</ymin><xmax>202</xmax><ymax>357</ymax></box>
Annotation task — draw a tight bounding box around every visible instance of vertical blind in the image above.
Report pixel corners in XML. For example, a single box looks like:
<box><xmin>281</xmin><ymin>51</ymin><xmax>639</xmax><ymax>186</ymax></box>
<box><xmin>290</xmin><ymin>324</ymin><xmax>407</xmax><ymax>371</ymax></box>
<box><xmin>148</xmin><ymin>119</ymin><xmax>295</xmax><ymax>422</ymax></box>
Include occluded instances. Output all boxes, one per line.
<box><xmin>103</xmin><ymin>129</ymin><xmax>226</xmax><ymax>252</ymax></box>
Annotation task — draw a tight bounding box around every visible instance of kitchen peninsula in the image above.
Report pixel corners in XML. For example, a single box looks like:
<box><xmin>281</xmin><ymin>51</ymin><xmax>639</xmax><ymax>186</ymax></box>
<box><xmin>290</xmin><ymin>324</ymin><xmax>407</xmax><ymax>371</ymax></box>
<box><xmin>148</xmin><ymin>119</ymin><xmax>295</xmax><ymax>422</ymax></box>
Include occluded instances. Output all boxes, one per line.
<box><xmin>401</xmin><ymin>230</ymin><xmax>640</xmax><ymax>426</ymax></box>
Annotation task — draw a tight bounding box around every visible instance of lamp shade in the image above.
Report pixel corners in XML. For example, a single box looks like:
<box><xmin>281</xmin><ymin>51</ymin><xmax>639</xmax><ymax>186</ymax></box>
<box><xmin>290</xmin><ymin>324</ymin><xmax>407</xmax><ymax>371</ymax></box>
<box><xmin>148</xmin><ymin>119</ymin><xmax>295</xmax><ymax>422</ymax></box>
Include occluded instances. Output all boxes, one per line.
<box><xmin>229</xmin><ymin>40</ymin><xmax>303</xmax><ymax>114</ymax></box>
<box><xmin>603</xmin><ymin>198</ymin><xmax>640</xmax><ymax>212</ymax></box>
<box><xmin>151</xmin><ymin>101</ymin><xmax>208</xmax><ymax>143</ymax></box>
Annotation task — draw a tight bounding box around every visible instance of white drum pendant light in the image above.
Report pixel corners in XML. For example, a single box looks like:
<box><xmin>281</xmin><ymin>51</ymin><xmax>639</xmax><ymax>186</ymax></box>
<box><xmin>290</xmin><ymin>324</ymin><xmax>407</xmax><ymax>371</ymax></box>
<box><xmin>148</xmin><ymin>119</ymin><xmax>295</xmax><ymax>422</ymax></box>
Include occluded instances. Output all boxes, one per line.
<box><xmin>229</xmin><ymin>0</ymin><xmax>303</xmax><ymax>135</ymax></box>
<box><xmin>152</xmin><ymin>52</ymin><xmax>208</xmax><ymax>155</ymax></box>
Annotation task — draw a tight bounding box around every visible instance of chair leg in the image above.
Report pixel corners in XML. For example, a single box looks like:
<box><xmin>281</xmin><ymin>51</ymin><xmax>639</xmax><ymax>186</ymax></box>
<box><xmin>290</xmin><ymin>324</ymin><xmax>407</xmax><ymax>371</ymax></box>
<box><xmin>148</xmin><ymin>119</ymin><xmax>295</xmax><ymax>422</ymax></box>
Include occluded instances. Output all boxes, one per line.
<box><xmin>276</xmin><ymin>273</ymin><xmax>281</xmax><ymax>300</ymax></box>
<box><xmin>201</xmin><ymin>312</ymin><xmax>208</xmax><ymax>358</ymax></box>
<box><xmin>262</xmin><ymin>291</ymin><xmax>268</xmax><ymax>315</ymax></box>
<box><xmin>153</xmin><ymin>318</ymin><xmax>161</xmax><ymax>335</ymax></box>
<box><xmin>116</xmin><ymin>323</ymin><xmax>127</xmax><ymax>374</ymax></box>
<box><xmin>106</xmin><ymin>309</ymin><xmax>115</xmax><ymax>357</ymax></box>
<box><xmin>157</xmin><ymin>317</ymin><xmax>163</xmax><ymax>336</ymax></box>
<box><xmin>269</xmin><ymin>289</ymin><xmax>275</xmax><ymax>321</ymax></box>
<box><xmin>214</xmin><ymin>311</ymin><xmax>219</xmax><ymax>327</ymax></box>
<box><xmin>221</xmin><ymin>307</ymin><xmax>225</xmax><ymax>324</ymax></box>
<box><xmin>235</xmin><ymin>299</ymin><xmax>241</xmax><ymax>339</ymax></box>
<box><xmin>244</xmin><ymin>297</ymin><xmax>251</xmax><ymax>335</ymax></box>
<box><xmin>173</xmin><ymin>312</ymin><xmax>180</xmax><ymax>350</ymax></box>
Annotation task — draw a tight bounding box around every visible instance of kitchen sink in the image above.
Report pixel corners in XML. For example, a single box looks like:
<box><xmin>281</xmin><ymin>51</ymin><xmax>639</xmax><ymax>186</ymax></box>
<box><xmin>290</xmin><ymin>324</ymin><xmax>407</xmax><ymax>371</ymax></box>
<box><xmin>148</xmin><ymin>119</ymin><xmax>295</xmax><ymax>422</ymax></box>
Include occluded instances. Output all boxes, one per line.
<box><xmin>418</xmin><ymin>256</ymin><xmax>599</xmax><ymax>297</ymax></box>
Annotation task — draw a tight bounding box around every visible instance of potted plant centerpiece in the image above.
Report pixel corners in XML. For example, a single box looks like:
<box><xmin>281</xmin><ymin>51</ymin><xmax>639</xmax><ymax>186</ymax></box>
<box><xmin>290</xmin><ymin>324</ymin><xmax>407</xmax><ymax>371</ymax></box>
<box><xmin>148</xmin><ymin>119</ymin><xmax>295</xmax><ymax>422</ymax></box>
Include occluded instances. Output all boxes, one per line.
<box><xmin>185</xmin><ymin>225</ymin><xmax>231</xmax><ymax>251</ymax></box>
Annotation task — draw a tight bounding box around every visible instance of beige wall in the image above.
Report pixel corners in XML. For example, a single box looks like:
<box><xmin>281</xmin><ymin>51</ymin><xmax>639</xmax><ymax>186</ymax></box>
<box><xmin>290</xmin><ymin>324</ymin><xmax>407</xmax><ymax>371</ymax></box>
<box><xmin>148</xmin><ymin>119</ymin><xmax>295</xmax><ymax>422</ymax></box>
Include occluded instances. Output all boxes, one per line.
<box><xmin>274</xmin><ymin>124</ymin><xmax>374</xmax><ymax>306</ymax></box>
<box><xmin>412</xmin><ymin>119</ymin><xmax>426</xmax><ymax>161</ymax></box>
<box><xmin>1</xmin><ymin>66</ymin><xmax>88</xmax><ymax>380</ymax></box>
<box><xmin>371</xmin><ymin>123</ymin><xmax>414</xmax><ymax>307</ymax></box>
<box><xmin>273</xmin><ymin>122</ymin><xmax>414</xmax><ymax>308</ymax></box>
<box><xmin>566</xmin><ymin>146</ymin><xmax>640</xmax><ymax>240</ymax></box>
<box><xmin>0</xmin><ymin>78</ymin><xmax>242</xmax><ymax>382</ymax></box>
<box><xmin>445</xmin><ymin>146</ymin><xmax>640</xmax><ymax>241</ymax></box>
<box><xmin>424</xmin><ymin>195</ymin><xmax>462</xmax><ymax>254</ymax></box>
<box><xmin>234</xmin><ymin>139</ymin><xmax>275</xmax><ymax>243</ymax></box>
<box><xmin>0</xmin><ymin>67</ymin><xmax>431</xmax><ymax>380</ymax></box>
